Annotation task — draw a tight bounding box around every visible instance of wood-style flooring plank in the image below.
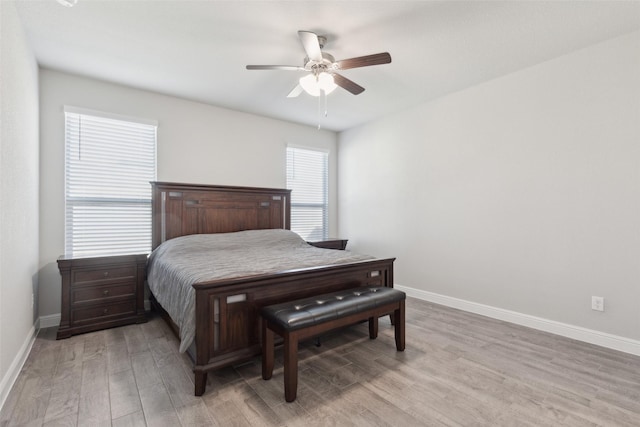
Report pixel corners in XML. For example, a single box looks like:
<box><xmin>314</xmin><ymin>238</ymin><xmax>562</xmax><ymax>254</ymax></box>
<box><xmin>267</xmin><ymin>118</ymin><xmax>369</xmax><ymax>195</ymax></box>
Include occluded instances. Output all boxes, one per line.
<box><xmin>81</xmin><ymin>332</ymin><xmax>106</xmax><ymax>362</ymax></box>
<box><xmin>123</xmin><ymin>325</ymin><xmax>149</xmax><ymax>355</ymax></box>
<box><xmin>0</xmin><ymin>369</ymin><xmax>28</xmax><ymax>426</ymax></box>
<box><xmin>203</xmin><ymin>398</ymin><xmax>247</xmax><ymax>426</ymax></box>
<box><xmin>103</xmin><ymin>327</ymin><xmax>127</xmax><ymax>348</ymax></box>
<box><xmin>109</xmin><ymin>370</ymin><xmax>142</xmax><ymax>420</ymax></box>
<box><xmin>106</xmin><ymin>342</ymin><xmax>132</xmax><ymax>374</ymax></box>
<box><xmin>2</xmin><ymin>301</ymin><xmax>640</xmax><ymax>427</ymax></box>
<box><xmin>77</xmin><ymin>357</ymin><xmax>110</xmax><ymax>427</ymax></box>
<box><xmin>157</xmin><ymin>360</ymin><xmax>201</xmax><ymax>409</ymax></box>
<box><xmin>147</xmin><ymin>336</ymin><xmax>177</xmax><ymax>368</ymax></box>
<box><xmin>42</xmin><ymin>413</ymin><xmax>78</xmax><ymax>427</ymax></box>
<box><xmin>43</xmin><ymin>363</ymin><xmax>82</xmax><ymax>423</ymax></box>
<box><xmin>111</xmin><ymin>410</ymin><xmax>146</xmax><ymax>427</ymax></box>
<box><xmin>5</xmin><ymin>374</ymin><xmax>52</xmax><ymax>426</ymax></box>
<box><xmin>174</xmin><ymin>401</ymin><xmax>214</xmax><ymax>427</ymax></box>
<box><xmin>130</xmin><ymin>351</ymin><xmax>162</xmax><ymax>390</ymax></box>
<box><xmin>138</xmin><ymin>383</ymin><xmax>180</xmax><ymax>427</ymax></box>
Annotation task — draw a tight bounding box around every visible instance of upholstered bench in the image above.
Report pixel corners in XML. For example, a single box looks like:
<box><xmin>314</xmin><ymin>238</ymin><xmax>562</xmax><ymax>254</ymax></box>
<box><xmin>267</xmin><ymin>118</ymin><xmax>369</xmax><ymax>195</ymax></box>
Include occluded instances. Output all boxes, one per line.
<box><xmin>260</xmin><ymin>286</ymin><xmax>406</xmax><ymax>402</ymax></box>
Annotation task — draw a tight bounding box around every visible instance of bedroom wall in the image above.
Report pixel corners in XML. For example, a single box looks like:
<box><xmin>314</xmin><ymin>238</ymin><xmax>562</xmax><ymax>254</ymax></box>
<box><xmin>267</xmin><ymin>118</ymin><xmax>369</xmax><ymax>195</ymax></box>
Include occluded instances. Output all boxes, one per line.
<box><xmin>38</xmin><ymin>69</ymin><xmax>337</xmax><ymax>319</ymax></box>
<box><xmin>0</xmin><ymin>0</ymin><xmax>40</xmax><ymax>408</ymax></box>
<box><xmin>338</xmin><ymin>31</ymin><xmax>640</xmax><ymax>347</ymax></box>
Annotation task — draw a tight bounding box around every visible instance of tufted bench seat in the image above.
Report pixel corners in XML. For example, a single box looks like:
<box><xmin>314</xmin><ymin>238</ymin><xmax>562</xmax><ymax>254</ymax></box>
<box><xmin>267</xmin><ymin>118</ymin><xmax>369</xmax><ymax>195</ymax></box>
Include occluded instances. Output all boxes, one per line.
<box><xmin>260</xmin><ymin>286</ymin><xmax>406</xmax><ymax>402</ymax></box>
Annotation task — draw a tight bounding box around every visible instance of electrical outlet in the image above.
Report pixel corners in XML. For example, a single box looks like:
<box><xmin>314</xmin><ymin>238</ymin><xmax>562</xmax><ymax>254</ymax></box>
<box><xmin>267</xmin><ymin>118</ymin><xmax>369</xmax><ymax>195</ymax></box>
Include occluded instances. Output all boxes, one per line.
<box><xmin>591</xmin><ymin>296</ymin><xmax>604</xmax><ymax>312</ymax></box>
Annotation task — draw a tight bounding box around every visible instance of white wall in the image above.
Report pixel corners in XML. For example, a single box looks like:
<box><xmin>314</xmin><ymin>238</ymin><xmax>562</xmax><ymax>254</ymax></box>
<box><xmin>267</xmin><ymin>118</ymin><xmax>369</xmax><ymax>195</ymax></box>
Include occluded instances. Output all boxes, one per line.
<box><xmin>0</xmin><ymin>0</ymin><xmax>40</xmax><ymax>408</ymax></box>
<box><xmin>339</xmin><ymin>31</ymin><xmax>640</xmax><ymax>344</ymax></box>
<box><xmin>39</xmin><ymin>70</ymin><xmax>337</xmax><ymax>318</ymax></box>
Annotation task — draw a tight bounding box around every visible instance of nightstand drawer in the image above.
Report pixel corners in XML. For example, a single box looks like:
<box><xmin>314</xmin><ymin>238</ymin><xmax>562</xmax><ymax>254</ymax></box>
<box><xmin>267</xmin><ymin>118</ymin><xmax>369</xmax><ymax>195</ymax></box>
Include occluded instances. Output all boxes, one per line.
<box><xmin>72</xmin><ymin>282</ymin><xmax>136</xmax><ymax>305</ymax></box>
<box><xmin>72</xmin><ymin>300</ymin><xmax>136</xmax><ymax>324</ymax></box>
<box><xmin>72</xmin><ymin>265</ymin><xmax>136</xmax><ymax>285</ymax></box>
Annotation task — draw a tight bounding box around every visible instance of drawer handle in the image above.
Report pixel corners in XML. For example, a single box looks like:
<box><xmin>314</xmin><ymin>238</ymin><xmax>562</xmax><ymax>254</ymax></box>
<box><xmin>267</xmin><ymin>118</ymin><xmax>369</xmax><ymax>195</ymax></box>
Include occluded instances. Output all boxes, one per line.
<box><xmin>103</xmin><ymin>290</ymin><xmax>110</xmax><ymax>296</ymax></box>
<box><xmin>103</xmin><ymin>272</ymin><xmax>109</xmax><ymax>277</ymax></box>
<box><xmin>103</xmin><ymin>308</ymin><xmax>109</xmax><ymax>315</ymax></box>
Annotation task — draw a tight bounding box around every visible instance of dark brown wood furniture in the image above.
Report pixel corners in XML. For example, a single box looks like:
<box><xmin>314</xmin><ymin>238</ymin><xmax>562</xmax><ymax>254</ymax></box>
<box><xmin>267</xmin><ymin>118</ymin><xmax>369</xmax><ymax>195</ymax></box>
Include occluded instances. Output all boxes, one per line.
<box><xmin>149</xmin><ymin>182</ymin><xmax>395</xmax><ymax>396</ymax></box>
<box><xmin>307</xmin><ymin>238</ymin><xmax>348</xmax><ymax>250</ymax></box>
<box><xmin>261</xmin><ymin>287</ymin><xmax>406</xmax><ymax>402</ymax></box>
<box><xmin>56</xmin><ymin>253</ymin><xmax>148</xmax><ymax>339</ymax></box>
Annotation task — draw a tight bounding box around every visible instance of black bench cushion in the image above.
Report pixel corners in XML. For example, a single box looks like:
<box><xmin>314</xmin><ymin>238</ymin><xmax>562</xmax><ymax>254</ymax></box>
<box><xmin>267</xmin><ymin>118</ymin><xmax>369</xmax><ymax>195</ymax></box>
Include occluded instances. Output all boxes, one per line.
<box><xmin>260</xmin><ymin>287</ymin><xmax>406</xmax><ymax>332</ymax></box>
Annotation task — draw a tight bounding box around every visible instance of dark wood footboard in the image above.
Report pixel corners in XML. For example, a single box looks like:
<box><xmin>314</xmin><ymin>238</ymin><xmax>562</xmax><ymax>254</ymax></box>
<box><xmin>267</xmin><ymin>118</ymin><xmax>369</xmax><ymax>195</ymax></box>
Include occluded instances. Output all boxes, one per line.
<box><xmin>191</xmin><ymin>257</ymin><xmax>395</xmax><ymax>395</ymax></box>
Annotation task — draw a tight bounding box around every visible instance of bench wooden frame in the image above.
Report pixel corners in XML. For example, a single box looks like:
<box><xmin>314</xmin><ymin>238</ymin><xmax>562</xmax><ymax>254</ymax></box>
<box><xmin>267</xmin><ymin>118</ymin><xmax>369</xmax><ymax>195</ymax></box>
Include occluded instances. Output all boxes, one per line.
<box><xmin>261</xmin><ymin>299</ymin><xmax>405</xmax><ymax>402</ymax></box>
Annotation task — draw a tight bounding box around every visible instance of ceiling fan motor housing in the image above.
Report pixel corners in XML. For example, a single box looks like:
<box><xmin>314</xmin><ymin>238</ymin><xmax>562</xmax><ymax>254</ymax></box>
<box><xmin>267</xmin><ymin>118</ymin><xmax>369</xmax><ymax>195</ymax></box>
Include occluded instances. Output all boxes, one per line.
<box><xmin>304</xmin><ymin>52</ymin><xmax>336</xmax><ymax>73</ymax></box>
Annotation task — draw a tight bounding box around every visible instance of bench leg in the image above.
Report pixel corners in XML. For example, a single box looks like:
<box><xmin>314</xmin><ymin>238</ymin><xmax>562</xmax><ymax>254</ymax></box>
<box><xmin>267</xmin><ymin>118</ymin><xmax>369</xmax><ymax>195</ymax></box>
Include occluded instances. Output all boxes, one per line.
<box><xmin>368</xmin><ymin>316</ymin><xmax>378</xmax><ymax>339</ymax></box>
<box><xmin>283</xmin><ymin>332</ymin><xmax>298</xmax><ymax>402</ymax></box>
<box><xmin>262</xmin><ymin>323</ymin><xmax>274</xmax><ymax>380</ymax></box>
<box><xmin>394</xmin><ymin>300</ymin><xmax>405</xmax><ymax>351</ymax></box>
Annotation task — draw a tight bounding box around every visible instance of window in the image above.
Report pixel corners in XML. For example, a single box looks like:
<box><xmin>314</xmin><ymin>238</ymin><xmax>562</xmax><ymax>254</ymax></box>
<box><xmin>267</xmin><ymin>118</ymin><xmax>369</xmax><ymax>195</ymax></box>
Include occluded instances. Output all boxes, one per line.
<box><xmin>64</xmin><ymin>107</ymin><xmax>157</xmax><ymax>257</ymax></box>
<box><xmin>286</xmin><ymin>146</ymin><xmax>328</xmax><ymax>241</ymax></box>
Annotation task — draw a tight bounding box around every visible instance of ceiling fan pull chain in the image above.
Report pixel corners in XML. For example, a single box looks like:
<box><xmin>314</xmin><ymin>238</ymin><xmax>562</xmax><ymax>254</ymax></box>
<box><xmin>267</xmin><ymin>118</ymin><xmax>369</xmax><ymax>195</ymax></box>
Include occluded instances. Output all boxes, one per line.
<box><xmin>323</xmin><ymin>90</ymin><xmax>328</xmax><ymax>117</ymax></box>
<box><xmin>317</xmin><ymin>90</ymin><xmax>329</xmax><ymax>130</ymax></box>
<box><xmin>317</xmin><ymin>92</ymin><xmax>322</xmax><ymax>130</ymax></box>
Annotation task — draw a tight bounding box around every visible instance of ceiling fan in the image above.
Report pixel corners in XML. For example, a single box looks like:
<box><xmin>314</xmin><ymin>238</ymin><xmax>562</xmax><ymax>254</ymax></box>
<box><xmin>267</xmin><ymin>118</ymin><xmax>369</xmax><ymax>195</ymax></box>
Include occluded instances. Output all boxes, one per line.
<box><xmin>246</xmin><ymin>31</ymin><xmax>391</xmax><ymax>98</ymax></box>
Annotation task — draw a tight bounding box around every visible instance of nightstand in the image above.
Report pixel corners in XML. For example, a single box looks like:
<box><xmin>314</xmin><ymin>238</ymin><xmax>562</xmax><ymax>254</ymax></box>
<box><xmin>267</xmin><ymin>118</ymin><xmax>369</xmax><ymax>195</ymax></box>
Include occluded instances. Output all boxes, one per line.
<box><xmin>307</xmin><ymin>238</ymin><xmax>348</xmax><ymax>250</ymax></box>
<box><xmin>56</xmin><ymin>253</ymin><xmax>148</xmax><ymax>339</ymax></box>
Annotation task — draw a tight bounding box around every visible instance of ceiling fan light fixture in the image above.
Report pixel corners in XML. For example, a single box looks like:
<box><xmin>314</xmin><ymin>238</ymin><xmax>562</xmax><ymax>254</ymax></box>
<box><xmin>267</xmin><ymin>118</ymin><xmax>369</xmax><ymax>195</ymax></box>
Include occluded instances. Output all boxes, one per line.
<box><xmin>299</xmin><ymin>72</ymin><xmax>337</xmax><ymax>96</ymax></box>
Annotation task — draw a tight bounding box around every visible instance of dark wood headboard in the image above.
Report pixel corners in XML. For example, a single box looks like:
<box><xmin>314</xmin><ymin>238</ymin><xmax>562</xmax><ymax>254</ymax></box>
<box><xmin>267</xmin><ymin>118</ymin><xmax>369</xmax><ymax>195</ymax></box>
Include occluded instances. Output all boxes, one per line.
<box><xmin>151</xmin><ymin>182</ymin><xmax>291</xmax><ymax>250</ymax></box>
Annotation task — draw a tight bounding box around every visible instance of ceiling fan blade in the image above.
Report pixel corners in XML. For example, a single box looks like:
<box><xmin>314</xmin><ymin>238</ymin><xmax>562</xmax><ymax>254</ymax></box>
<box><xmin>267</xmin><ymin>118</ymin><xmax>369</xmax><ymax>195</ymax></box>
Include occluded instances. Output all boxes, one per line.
<box><xmin>287</xmin><ymin>84</ymin><xmax>304</xmax><ymax>98</ymax></box>
<box><xmin>246</xmin><ymin>65</ymin><xmax>304</xmax><ymax>71</ymax></box>
<box><xmin>333</xmin><ymin>73</ymin><xmax>365</xmax><ymax>95</ymax></box>
<box><xmin>335</xmin><ymin>52</ymin><xmax>391</xmax><ymax>70</ymax></box>
<box><xmin>298</xmin><ymin>31</ymin><xmax>323</xmax><ymax>62</ymax></box>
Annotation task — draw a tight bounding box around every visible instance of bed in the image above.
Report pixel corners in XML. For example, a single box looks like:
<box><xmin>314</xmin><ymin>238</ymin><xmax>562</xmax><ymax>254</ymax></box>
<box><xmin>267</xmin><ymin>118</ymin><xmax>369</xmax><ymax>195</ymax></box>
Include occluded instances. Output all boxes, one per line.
<box><xmin>147</xmin><ymin>181</ymin><xmax>396</xmax><ymax>395</ymax></box>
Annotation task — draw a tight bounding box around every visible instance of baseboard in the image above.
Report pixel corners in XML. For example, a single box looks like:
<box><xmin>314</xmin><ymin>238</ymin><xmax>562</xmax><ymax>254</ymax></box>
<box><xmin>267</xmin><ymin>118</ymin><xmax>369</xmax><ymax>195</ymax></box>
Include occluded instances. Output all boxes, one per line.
<box><xmin>395</xmin><ymin>284</ymin><xmax>640</xmax><ymax>357</ymax></box>
<box><xmin>39</xmin><ymin>313</ymin><xmax>61</xmax><ymax>328</ymax></box>
<box><xmin>0</xmin><ymin>324</ymin><xmax>38</xmax><ymax>412</ymax></box>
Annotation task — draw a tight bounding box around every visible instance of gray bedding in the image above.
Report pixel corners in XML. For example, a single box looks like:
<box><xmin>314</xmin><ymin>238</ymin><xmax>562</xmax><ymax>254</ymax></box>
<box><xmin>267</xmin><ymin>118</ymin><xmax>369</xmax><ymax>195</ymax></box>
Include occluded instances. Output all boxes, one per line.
<box><xmin>146</xmin><ymin>229</ymin><xmax>373</xmax><ymax>352</ymax></box>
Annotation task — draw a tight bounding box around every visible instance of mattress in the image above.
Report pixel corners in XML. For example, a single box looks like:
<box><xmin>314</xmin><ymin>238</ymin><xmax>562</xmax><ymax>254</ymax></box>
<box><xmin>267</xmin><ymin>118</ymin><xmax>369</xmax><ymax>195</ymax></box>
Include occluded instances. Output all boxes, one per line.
<box><xmin>146</xmin><ymin>229</ymin><xmax>373</xmax><ymax>352</ymax></box>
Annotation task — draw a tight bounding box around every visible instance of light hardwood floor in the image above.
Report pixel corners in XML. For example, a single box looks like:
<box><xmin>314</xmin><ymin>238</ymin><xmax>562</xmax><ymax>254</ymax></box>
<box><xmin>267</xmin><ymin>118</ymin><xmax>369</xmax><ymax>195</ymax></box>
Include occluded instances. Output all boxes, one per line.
<box><xmin>2</xmin><ymin>298</ymin><xmax>639</xmax><ymax>426</ymax></box>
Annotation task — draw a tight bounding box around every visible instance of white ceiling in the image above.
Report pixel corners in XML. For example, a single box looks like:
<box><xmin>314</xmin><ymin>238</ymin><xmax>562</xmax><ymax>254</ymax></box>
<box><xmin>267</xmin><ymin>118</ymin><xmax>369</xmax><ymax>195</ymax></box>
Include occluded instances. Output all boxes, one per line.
<box><xmin>15</xmin><ymin>0</ymin><xmax>640</xmax><ymax>132</ymax></box>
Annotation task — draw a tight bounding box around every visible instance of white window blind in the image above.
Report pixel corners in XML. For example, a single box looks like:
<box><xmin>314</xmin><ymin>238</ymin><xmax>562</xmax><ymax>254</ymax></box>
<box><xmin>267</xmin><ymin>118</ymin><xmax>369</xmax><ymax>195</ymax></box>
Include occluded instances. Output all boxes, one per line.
<box><xmin>64</xmin><ymin>108</ymin><xmax>157</xmax><ymax>257</ymax></box>
<box><xmin>286</xmin><ymin>146</ymin><xmax>328</xmax><ymax>241</ymax></box>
